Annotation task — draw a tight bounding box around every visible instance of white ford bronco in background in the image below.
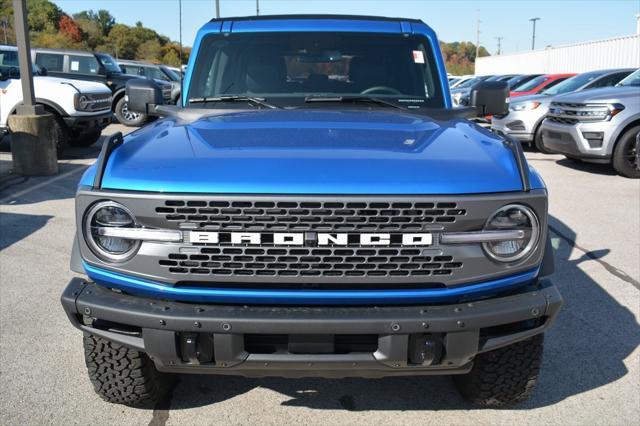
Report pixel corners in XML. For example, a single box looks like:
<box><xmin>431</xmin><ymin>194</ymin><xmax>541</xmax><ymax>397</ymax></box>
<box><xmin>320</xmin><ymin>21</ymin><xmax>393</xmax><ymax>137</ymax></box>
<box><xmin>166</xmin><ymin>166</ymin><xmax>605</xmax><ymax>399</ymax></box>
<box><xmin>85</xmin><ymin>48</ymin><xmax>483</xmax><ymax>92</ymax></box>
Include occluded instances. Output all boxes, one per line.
<box><xmin>0</xmin><ymin>45</ymin><xmax>113</xmax><ymax>150</ymax></box>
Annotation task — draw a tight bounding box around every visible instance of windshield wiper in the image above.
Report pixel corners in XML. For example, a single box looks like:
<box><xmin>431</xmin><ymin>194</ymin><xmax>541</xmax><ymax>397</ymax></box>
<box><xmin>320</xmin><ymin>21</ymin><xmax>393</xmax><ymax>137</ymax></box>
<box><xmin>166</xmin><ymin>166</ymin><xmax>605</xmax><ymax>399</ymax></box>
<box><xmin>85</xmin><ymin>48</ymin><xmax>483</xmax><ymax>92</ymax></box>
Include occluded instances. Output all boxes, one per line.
<box><xmin>304</xmin><ymin>96</ymin><xmax>407</xmax><ymax>110</ymax></box>
<box><xmin>188</xmin><ymin>96</ymin><xmax>281</xmax><ymax>109</ymax></box>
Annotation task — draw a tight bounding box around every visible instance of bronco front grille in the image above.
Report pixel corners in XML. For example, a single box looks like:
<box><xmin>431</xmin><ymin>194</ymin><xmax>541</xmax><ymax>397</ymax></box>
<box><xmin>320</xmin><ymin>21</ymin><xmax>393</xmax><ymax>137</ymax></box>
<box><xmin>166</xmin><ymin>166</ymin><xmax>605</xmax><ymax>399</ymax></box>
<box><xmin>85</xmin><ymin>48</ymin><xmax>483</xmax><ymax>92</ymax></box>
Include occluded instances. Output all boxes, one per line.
<box><xmin>159</xmin><ymin>247</ymin><xmax>463</xmax><ymax>279</ymax></box>
<box><xmin>155</xmin><ymin>200</ymin><xmax>466</xmax><ymax>232</ymax></box>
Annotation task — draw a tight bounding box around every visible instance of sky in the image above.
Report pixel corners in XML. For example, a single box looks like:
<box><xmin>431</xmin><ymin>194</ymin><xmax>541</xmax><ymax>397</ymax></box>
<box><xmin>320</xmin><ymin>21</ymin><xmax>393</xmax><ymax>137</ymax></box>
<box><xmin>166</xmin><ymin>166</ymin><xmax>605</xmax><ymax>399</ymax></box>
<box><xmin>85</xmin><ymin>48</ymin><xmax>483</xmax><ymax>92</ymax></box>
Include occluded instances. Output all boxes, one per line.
<box><xmin>52</xmin><ymin>0</ymin><xmax>640</xmax><ymax>54</ymax></box>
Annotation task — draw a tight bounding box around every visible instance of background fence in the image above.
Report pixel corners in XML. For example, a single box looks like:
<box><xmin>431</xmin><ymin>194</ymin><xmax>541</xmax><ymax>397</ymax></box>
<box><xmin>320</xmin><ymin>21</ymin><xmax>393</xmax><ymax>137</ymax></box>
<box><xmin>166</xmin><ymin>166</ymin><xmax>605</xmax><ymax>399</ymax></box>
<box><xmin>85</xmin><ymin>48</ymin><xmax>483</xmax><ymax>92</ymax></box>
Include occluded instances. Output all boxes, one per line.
<box><xmin>475</xmin><ymin>34</ymin><xmax>640</xmax><ymax>75</ymax></box>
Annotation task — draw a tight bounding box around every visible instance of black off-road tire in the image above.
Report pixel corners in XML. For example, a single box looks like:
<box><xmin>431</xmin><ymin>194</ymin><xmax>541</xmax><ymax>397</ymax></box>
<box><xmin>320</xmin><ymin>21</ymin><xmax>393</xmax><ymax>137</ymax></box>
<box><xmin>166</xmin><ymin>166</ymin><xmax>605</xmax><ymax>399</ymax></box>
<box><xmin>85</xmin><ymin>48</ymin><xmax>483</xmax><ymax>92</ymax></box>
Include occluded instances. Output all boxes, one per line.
<box><xmin>83</xmin><ymin>335</ymin><xmax>174</xmax><ymax>407</ymax></box>
<box><xmin>454</xmin><ymin>334</ymin><xmax>544</xmax><ymax>407</ymax></box>
<box><xmin>69</xmin><ymin>128</ymin><xmax>102</xmax><ymax>147</ymax></box>
<box><xmin>612</xmin><ymin>125</ymin><xmax>640</xmax><ymax>179</ymax></box>
<box><xmin>534</xmin><ymin>125</ymin><xmax>552</xmax><ymax>154</ymax></box>
<box><xmin>50</xmin><ymin>114</ymin><xmax>70</xmax><ymax>154</ymax></box>
<box><xmin>114</xmin><ymin>96</ymin><xmax>147</xmax><ymax>127</ymax></box>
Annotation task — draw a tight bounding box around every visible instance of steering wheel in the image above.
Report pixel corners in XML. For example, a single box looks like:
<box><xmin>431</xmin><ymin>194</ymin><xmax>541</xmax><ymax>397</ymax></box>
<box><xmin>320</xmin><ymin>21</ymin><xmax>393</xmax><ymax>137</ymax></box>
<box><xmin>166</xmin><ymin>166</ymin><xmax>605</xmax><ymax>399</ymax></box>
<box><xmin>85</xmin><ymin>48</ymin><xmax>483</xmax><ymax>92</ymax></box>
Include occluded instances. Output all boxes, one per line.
<box><xmin>361</xmin><ymin>86</ymin><xmax>402</xmax><ymax>95</ymax></box>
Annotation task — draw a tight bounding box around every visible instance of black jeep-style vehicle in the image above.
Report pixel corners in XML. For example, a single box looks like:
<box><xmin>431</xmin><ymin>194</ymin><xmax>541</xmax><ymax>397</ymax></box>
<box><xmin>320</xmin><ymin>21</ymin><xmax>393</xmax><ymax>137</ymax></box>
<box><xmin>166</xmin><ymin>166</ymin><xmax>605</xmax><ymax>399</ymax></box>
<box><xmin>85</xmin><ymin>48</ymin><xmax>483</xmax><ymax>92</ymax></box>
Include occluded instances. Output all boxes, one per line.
<box><xmin>31</xmin><ymin>48</ymin><xmax>172</xmax><ymax>126</ymax></box>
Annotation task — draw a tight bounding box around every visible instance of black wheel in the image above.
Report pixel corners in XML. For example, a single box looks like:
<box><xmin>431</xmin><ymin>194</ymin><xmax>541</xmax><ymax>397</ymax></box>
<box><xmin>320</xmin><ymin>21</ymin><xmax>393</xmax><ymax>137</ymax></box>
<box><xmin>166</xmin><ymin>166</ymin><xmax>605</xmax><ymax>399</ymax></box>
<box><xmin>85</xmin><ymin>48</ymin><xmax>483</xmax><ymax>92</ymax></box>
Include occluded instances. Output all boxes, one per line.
<box><xmin>83</xmin><ymin>335</ymin><xmax>175</xmax><ymax>407</ymax></box>
<box><xmin>114</xmin><ymin>96</ymin><xmax>147</xmax><ymax>127</ymax></box>
<box><xmin>612</xmin><ymin>125</ymin><xmax>640</xmax><ymax>179</ymax></box>
<box><xmin>534</xmin><ymin>125</ymin><xmax>552</xmax><ymax>154</ymax></box>
<box><xmin>454</xmin><ymin>334</ymin><xmax>544</xmax><ymax>407</ymax></box>
<box><xmin>51</xmin><ymin>113</ymin><xmax>70</xmax><ymax>154</ymax></box>
<box><xmin>69</xmin><ymin>129</ymin><xmax>102</xmax><ymax>147</ymax></box>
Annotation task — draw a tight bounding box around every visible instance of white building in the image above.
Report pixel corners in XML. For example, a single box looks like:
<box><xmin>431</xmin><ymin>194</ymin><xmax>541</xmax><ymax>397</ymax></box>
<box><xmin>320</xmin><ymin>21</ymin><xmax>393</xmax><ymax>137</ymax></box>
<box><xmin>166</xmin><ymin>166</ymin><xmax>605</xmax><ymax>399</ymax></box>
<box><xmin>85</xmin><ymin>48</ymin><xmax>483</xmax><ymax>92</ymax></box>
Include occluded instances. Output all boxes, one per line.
<box><xmin>475</xmin><ymin>33</ymin><xmax>640</xmax><ymax>75</ymax></box>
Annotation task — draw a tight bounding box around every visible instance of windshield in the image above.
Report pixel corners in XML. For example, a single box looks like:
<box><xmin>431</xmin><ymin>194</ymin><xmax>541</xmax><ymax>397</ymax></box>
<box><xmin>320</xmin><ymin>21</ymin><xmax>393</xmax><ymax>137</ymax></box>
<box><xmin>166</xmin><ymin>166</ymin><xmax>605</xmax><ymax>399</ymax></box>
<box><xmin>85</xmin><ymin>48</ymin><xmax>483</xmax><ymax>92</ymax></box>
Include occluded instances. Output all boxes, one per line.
<box><xmin>160</xmin><ymin>66</ymin><xmax>181</xmax><ymax>81</ymax></box>
<box><xmin>455</xmin><ymin>77</ymin><xmax>482</xmax><ymax>89</ymax></box>
<box><xmin>541</xmin><ymin>72</ymin><xmax>601</xmax><ymax>95</ymax></box>
<box><xmin>187</xmin><ymin>32</ymin><xmax>445</xmax><ymax>108</ymax></box>
<box><xmin>513</xmin><ymin>75</ymin><xmax>549</xmax><ymax>92</ymax></box>
<box><xmin>617</xmin><ymin>69</ymin><xmax>640</xmax><ymax>87</ymax></box>
<box><xmin>95</xmin><ymin>53</ymin><xmax>122</xmax><ymax>73</ymax></box>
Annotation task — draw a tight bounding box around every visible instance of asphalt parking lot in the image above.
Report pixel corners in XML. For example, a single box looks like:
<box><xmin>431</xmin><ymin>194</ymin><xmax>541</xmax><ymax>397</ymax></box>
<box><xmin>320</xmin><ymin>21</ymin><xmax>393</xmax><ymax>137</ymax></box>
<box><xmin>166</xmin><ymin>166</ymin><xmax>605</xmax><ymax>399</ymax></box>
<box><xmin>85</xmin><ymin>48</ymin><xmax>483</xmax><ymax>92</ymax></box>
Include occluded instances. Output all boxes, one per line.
<box><xmin>0</xmin><ymin>124</ymin><xmax>638</xmax><ymax>425</ymax></box>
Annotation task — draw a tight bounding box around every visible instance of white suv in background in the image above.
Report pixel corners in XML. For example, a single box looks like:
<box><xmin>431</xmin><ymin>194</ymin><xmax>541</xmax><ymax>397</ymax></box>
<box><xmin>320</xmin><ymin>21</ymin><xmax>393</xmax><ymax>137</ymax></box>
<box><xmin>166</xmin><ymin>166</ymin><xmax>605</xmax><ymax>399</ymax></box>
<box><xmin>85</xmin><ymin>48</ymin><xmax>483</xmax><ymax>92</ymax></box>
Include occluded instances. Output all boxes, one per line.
<box><xmin>0</xmin><ymin>45</ymin><xmax>112</xmax><ymax>150</ymax></box>
<box><xmin>541</xmin><ymin>69</ymin><xmax>640</xmax><ymax>178</ymax></box>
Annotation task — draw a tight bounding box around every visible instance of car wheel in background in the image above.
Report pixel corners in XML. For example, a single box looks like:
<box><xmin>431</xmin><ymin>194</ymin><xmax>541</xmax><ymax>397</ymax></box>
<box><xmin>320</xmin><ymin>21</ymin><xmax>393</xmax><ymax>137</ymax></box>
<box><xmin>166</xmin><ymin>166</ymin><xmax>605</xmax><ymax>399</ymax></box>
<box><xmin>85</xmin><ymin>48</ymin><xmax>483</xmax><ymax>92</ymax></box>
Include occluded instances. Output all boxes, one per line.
<box><xmin>534</xmin><ymin>125</ymin><xmax>552</xmax><ymax>154</ymax></box>
<box><xmin>114</xmin><ymin>97</ymin><xmax>147</xmax><ymax>127</ymax></box>
<box><xmin>612</xmin><ymin>125</ymin><xmax>640</xmax><ymax>179</ymax></box>
<box><xmin>50</xmin><ymin>114</ymin><xmax>70</xmax><ymax>154</ymax></box>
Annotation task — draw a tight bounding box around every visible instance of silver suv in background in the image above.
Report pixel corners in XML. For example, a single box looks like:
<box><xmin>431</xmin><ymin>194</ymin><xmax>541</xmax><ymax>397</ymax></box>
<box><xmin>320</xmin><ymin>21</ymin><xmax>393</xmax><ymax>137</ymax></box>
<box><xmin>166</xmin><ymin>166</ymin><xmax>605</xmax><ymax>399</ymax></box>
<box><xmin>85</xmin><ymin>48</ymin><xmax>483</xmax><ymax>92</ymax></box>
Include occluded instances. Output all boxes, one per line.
<box><xmin>492</xmin><ymin>69</ymin><xmax>634</xmax><ymax>152</ymax></box>
<box><xmin>118</xmin><ymin>60</ymin><xmax>181</xmax><ymax>104</ymax></box>
<box><xmin>540</xmin><ymin>69</ymin><xmax>640</xmax><ymax>178</ymax></box>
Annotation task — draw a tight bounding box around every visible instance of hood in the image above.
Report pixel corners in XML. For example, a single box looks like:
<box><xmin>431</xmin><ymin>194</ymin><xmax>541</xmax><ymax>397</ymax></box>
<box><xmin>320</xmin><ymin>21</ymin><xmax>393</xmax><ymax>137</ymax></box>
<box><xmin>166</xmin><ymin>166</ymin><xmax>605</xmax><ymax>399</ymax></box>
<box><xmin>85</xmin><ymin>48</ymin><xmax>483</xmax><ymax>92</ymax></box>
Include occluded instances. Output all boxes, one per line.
<box><xmin>33</xmin><ymin>75</ymin><xmax>110</xmax><ymax>94</ymax></box>
<box><xmin>95</xmin><ymin>109</ymin><xmax>526</xmax><ymax>195</ymax></box>
<box><xmin>510</xmin><ymin>93</ymin><xmax>553</xmax><ymax>105</ymax></box>
<box><xmin>552</xmin><ymin>86</ymin><xmax>640</xmax><ymax>103</ymax></box>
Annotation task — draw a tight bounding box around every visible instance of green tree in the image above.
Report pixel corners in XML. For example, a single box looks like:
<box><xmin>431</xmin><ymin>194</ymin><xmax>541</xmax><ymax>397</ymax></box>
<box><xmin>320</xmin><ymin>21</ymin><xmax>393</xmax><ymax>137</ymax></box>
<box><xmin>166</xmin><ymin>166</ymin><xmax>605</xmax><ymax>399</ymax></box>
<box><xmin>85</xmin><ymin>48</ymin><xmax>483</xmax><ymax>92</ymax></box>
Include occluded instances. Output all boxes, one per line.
<box><xmin>26</xmin><ymin>0</ymin><xmax>61</xmax><ymax>32</ymax></box>
<box><xmin>137</xmin><ymin>39</ymin><xmax>162</xmax><ymax>62</ymax></box>
<box><xmin>162</xmin><ymin>49</ymin><xmax>180</xmax><ymax>67</ymax></box>
<box><xmin>106</xmin><ymin>23</ymin><xmax>138</xmax><ymax>58</ymax></box>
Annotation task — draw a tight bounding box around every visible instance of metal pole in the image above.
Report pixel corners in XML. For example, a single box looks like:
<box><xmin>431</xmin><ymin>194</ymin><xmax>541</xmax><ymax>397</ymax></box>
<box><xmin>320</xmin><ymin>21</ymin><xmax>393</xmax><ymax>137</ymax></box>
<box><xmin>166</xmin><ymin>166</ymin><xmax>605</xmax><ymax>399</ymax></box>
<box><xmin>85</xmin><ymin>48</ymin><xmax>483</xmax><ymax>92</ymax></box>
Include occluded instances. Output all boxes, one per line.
<box><xmin>495</xmin><ymin>36</ymin><xmax>503</xmax><ymax>55</ymax></box>
<box><xmin>475</xmin><ymin>10</ymin><xmax>481</xmax><ymax>59</ymax></box>
<box><xmin>215</xmin><ymin>0</ymin><xmax>220</xmax><ymax>19</ymax></box>
<box><xmin>0</xmin><ymin>18</ymin><xmax>7</xmax><ymax>44</ymax></box>
<box><xmin>12</xmin><ymin>0</ymin><xmax>41</xmax><ymax>115</ymax></box>
<box><xmin>179</xmin><ymin>0</ymin><xmax>183</xmax><ymax>106</ymax></box>
<box><xmin>529</xmin><ymin>17</ymin><xmax>540</xmax><ymax>50</ymax></box>
<box><xmin>256</xmin><ymin>0</ymin><xmax>260</xmax><ymax>16</ymax></box>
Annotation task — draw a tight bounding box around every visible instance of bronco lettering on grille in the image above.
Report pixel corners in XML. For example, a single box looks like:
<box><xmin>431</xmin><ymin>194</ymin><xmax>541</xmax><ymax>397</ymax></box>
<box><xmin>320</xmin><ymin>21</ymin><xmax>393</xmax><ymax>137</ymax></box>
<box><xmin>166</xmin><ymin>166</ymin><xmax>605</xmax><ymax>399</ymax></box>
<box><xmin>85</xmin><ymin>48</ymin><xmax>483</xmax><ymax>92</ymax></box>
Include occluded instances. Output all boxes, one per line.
<box><xmin>189</xmin><ymin>232</ymin><xmax>433</xmax><ymax>246</ymax></box>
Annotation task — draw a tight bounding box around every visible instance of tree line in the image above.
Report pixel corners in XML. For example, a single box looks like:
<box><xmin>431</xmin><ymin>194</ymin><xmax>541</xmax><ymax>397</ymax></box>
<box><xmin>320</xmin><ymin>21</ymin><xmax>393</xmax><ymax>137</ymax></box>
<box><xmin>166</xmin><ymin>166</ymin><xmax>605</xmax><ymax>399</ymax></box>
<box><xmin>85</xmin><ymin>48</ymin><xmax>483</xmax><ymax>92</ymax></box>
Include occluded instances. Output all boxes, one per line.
<box><xmin>440</xmin><ymin>41</ymin><xmax>490</xmax><ymax>75</ymax></box>
<box><xmin>0</xmin><ymin>0</ymin><xmax>189</xmax><ymax>67</ymax></box>
<box><xmin>0</xmin><ymin>0</ymin><xmax>487</xmax><ymax>73</ymax></box>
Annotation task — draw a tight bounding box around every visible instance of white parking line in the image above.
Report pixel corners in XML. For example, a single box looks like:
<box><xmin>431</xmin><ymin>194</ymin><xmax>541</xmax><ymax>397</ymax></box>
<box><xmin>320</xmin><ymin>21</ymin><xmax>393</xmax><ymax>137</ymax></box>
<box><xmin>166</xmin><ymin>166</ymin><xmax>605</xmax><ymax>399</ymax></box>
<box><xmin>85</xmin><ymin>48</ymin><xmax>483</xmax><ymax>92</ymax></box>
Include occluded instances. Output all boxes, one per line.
<box><xmin>0</xmin><ymin>164</ymin><xmax>88</xmax><ymax>204</ymax></box>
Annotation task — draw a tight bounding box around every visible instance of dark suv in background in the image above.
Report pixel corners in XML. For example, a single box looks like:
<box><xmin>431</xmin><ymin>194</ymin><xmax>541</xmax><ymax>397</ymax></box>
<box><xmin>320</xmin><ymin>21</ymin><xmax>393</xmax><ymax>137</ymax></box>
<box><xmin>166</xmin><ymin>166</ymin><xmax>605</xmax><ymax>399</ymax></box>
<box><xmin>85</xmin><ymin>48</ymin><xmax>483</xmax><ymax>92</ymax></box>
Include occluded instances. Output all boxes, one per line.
<box><xmin>118</xmin><ymin>60</ymin><xmax>181</xmax><ymax>104</ymax></box>
<box><xmin>31</xmin><ymin>48</ymin><xmax>172</xmax><ymax>126</ymax></box>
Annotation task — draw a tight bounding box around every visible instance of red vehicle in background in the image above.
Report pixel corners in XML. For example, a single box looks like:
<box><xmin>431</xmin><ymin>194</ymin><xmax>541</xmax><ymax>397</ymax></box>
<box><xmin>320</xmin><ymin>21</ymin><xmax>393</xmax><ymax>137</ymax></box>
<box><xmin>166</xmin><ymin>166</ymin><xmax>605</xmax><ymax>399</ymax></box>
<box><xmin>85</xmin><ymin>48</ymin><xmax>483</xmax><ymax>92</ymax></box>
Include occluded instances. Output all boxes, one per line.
<box><xmin>510</xmin><ymin>73</ymin><xmax>576</xmax><ymax>97</ymax></box>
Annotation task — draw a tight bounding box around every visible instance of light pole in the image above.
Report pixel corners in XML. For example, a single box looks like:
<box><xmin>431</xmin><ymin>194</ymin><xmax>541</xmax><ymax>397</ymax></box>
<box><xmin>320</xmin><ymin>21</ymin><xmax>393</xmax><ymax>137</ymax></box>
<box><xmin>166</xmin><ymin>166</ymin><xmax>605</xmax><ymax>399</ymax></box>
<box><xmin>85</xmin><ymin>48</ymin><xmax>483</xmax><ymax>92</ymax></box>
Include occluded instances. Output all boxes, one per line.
<box><xmin>9</xmin><ymin>0</ymin><xmax>58</xmax><ymax>175</ymax></box>
<box><xmin>215</xmin><ymin>0</ymin><xmax>220</xmax><ymax>19</ymax></box>
<box><xmin>529</xmin><ymin>17</ymin><xmax>540</xmax><ymax>50</ymax></box>
<box><xmin>494</xmin><ymin>36</ymin><xmax>503</xmax><ymax>55</ymax></box>
<box><xmin>475</xmin><ymin>10</ymin><xmax>481</xmax><ymax>59</ymax></box>
<box><xmin>256</xmin><ymin>0</ymin><xmax>260</xmax><ymax>16</ymax></box>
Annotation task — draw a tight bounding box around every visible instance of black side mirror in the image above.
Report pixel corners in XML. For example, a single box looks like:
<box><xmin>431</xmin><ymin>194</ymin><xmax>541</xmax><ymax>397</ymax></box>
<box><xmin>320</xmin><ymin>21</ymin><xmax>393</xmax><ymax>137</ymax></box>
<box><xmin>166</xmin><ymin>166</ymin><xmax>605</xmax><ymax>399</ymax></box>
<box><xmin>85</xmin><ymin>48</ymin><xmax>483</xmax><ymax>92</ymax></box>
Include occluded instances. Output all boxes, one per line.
<box><xmin>8</xmin><ymin>67</ymin><xmax>19</xmax><ymax>79</ymax></box>
<box><xmin>469</xmin><ymin>81</ymin><xmax>509</xmax><ymax>116</ymax></box>
<box><xmin>126</xmin><ymin>78</ymin><xmax>164</xmax><ymax>115</ymax></box>
<box><xmin>39</xmin><ymin>66</ymin><xmax>48</xmax><ymax>76</ymax></box>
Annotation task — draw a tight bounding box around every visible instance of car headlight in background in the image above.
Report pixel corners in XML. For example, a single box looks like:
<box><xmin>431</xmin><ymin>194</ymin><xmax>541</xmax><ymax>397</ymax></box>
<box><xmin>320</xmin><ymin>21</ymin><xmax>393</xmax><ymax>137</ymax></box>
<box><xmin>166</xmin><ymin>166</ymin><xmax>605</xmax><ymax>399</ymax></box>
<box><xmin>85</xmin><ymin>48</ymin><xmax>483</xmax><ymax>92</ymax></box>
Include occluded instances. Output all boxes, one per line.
<box><xmin>511</xmin><ymin>101</ymin><xmax>541</xmax><ymax>111</ymax></box>
<box><xmin>84</xmin><ymin>201</ymin><xmax>141</xmax><ymax>262</ymax></box>
<box><xmin>482</xmin><ymin>204</ymin><xmax>540</xmax><ymax>263</ymax></box>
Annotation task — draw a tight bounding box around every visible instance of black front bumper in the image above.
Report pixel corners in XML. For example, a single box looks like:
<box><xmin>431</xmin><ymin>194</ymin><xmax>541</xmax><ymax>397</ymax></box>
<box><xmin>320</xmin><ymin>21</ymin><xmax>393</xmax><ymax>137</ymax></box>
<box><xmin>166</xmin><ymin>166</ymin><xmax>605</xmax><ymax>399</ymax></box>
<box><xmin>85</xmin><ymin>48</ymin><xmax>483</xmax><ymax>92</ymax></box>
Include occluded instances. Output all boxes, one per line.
<box><xmin>61</xmin><ymin>278</ymin><xmax>562</xmax><ymax>378</ymax></box>
<box><xmin>63</xmin><ymin>111</ymin><xmax>113</xmax><ymax>133</ymax></box>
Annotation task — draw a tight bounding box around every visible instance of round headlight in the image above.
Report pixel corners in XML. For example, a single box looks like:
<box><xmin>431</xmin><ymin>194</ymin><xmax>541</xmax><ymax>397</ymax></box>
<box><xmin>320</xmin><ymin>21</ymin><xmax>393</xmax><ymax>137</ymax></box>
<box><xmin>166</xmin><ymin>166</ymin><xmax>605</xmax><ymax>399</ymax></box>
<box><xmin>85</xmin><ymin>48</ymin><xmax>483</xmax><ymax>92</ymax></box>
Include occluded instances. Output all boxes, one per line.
<box><xmin>83</xmin><ymin>201</ymin><xmax>140</xmax><ymax>262</ymax></box>
<box><xmin>482</xmin><ymin>204</ymin><xmax>540</xmax><ymax>263</ymax></box>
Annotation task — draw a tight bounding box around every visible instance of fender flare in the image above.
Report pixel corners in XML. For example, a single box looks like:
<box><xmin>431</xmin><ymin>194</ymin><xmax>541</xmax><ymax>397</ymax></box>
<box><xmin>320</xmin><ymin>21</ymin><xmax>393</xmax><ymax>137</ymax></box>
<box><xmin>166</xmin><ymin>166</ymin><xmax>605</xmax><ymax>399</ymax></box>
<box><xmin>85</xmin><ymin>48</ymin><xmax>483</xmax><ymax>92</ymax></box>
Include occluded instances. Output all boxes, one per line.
<box><xmin>9</xmin><ymin>98</ymin><xmax>68</xmax><ymax>117</ymax></box>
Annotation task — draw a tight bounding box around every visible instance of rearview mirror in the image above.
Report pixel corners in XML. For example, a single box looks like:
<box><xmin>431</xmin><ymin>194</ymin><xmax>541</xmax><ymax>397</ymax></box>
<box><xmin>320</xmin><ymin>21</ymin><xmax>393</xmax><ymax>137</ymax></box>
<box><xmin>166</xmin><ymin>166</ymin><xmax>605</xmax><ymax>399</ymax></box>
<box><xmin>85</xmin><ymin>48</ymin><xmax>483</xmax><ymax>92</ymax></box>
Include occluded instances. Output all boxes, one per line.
<box><xmin>469</xmin><ymin>81</ymin><xmax>509</xmax><ymax>116</ymax></box>
<box><xmin>126</xmin><ymin>78</ymin><xmax>164</xmax><ymax>115</ymax></box>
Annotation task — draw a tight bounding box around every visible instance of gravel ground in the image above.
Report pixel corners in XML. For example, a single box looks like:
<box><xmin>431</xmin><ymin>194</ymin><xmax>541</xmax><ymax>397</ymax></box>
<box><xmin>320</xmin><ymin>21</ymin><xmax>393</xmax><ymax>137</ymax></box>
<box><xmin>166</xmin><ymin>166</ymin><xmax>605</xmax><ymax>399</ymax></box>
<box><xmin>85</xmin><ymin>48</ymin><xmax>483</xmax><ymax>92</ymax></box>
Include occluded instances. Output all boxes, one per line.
<box><xmin>0</xmin><ymin>124</ymin><xmax>638</xmax><ymax>425</ymax></box>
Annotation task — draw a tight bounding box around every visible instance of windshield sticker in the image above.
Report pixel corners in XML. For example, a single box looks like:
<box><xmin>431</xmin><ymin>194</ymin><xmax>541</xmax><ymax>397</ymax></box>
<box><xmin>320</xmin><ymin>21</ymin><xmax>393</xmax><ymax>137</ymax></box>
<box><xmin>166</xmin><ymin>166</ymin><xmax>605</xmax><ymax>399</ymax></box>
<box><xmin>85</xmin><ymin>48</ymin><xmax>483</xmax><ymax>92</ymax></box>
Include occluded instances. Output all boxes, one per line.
<box><xmin>412</xmin><ymin>50</ymin><xmax>425</xmax><ymax>64</ymax></box>
<box><xmin>70</xmin><ymin>61</ymin><xmax>79</xmax><ymax>71</ymax></box>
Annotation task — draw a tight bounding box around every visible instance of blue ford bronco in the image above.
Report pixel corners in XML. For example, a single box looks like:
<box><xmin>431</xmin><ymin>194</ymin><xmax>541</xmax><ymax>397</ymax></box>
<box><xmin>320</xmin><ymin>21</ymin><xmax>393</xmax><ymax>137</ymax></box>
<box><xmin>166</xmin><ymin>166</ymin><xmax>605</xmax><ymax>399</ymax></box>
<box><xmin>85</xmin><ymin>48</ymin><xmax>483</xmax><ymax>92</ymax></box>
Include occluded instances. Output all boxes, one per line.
<box><xmin>61</xmin><ymin>15</ymin><xmax>562</xmax><ymax>408</ymax></box>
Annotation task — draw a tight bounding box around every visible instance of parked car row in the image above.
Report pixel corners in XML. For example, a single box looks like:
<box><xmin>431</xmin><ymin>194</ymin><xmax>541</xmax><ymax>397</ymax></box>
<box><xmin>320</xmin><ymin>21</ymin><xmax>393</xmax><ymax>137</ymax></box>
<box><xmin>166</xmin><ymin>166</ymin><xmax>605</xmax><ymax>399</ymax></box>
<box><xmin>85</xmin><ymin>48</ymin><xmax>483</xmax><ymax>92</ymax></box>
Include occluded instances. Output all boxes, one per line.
<box><xmin>491</xmin><ymin>68</ymin><xmax>639</xmax><ymax>178</ymax></box>
<box><xmin>0</xmin><ymin>45</ymin><xmax>180</xmax><ymax>151</ymax></box>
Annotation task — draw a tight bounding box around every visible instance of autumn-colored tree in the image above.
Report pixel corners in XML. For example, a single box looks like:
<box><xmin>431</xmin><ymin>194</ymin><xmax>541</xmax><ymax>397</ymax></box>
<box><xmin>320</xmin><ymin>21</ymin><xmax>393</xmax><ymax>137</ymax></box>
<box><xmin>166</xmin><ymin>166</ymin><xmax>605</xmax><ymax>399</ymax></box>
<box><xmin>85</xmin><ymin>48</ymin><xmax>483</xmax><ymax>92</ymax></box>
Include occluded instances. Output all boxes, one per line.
<box><xmin>59</xmin><ymin>15</ymin><xmax>83</xmax><ymax>43</ymax></box>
